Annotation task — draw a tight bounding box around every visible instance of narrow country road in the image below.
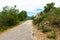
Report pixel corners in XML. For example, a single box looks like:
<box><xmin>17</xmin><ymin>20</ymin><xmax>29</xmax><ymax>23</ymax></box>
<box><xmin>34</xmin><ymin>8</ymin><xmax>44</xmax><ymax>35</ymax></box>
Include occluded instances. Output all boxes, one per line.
<box><xmin>0</xmin><ymin>20</ymin><xmax>33</xmax><ymax>40</ymax></box>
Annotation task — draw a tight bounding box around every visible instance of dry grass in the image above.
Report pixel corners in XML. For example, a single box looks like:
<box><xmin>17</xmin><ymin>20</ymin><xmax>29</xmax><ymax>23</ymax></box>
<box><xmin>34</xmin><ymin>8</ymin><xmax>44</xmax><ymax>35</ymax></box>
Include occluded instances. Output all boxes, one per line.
<box><xmin>33</xmin><ymin>25</ymin><xmax>60</xmax><ymax>40</ymax></box>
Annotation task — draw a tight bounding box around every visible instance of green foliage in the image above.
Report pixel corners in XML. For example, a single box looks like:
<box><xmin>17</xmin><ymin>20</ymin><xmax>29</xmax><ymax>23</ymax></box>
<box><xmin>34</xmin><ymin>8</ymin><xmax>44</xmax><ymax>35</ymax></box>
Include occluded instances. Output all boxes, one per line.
<box><xmin>47</xmin><ymin>8</ymin><xmax>60</xmax><ymax>26</ymax></box>
<box><xmin>18</xmin><ymin>10</ymin><xmax>27</xmax><ymax>21</ymax></box>
<box><xmin>44</xmin><ymin>2</ymin><xmax>55</xmax><ymax>12</ymax></box>
<box><xmin>33</xmin><ymin>2</ymin><xmax>60</xmax><ymax>27</ymax></box>
<box><xmin>33</xmin><ymin>18</ymin><xmax>40</xmax><ymax>25</ymax></box>
<box><xmin>0</xmin><ymin>6</ymin><xmax>27</xmax><ymax>32</ymax></box>
<box><xmin>26</xmin><ymin>16</ymin><xmax>35</xmax><ymax>20</ymax></box>
<box><xmin>42</xmin><ymin>25</ymin><xmax>51</xmax><ymax>32</ymax></box>
<box><xmin>33</xmin><ymin>14</ymin><xmax>47</xmax><ymax>25</ymax></box>
<box><xmin>0</xmin><ymin>26</ymin><xmax>9</xmax><ymax>32</ymax></box>
<box><xmin>0</xmin><ymin>6</ymin><xmax>19</xmax><ymax>26</ymax></box>
<box><xmin>47</xmin><ymin>32</ymin><xmax>56</xmax><ymax>39</ymax></box>
<box><xmin>31</xmin><ymin>15</ymin><xmax>35</xmax><ymax>19</ymax></box>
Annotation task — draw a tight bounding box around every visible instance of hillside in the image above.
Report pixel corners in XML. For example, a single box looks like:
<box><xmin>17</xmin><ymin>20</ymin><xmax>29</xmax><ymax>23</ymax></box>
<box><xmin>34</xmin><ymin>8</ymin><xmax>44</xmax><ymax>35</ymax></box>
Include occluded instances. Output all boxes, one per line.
<box><xmin>33</xmin><ymin>2</ymin><xmax>60</xmax><ymax>40</ymax></box>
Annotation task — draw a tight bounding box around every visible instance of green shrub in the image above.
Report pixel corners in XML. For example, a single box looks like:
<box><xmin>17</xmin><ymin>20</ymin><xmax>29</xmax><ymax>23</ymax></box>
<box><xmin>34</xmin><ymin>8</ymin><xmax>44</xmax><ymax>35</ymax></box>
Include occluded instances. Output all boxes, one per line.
<box><xmin>0</xmin><ymin>6</ymin><xmax>27</xmax><ymax>32</ymax></box>
<box><xmin>42</xmin><ymin>25</ymin><xmax>51</xmax><ymax>32</ymax></box>
<box><xmin>18</xmin><ymin>10</ymin><xmax>27</xmax><ymax>21</ymax></box>
<box><xmin>47</xmin><ymin>32</ymin><xmax>56</xmax><ymax>39</ymax></box>
<box><xmin>0</xmin><ymin>26</ymin><xmax>9</xmax><ymax>32</ymax></box>
<box><xmin>33</xmin><ymin>19</ymin><xmax>39</xmax><ymax>25</ymax></box>
<box><xmin>0</xmin><ymin>6</ymin><xmax>19</xmax><ymax>26</ymax></box>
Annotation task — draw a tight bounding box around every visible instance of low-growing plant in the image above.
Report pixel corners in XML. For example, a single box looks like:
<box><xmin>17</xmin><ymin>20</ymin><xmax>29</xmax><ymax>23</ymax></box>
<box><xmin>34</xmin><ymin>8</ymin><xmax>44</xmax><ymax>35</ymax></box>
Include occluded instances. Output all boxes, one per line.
<box><xmin>42</xmin><ymin>25</ymin><xmax>51</xmax><ymax>32</ymax></box>
<box><xmin>47</xmin><ymin>32</ymin><xmax>56</xmax><ymax>39</ymax></box>
<box><xmin>0</xmin><ymin>26</ymin><xmax>11</xmax><ymax>32</ymax></box>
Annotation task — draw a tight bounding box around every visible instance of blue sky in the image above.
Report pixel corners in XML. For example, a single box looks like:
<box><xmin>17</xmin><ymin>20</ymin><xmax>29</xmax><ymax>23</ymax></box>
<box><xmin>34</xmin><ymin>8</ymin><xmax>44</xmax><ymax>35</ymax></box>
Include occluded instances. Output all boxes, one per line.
<box><xmin>27</xmin><ymin>8</ymin><xmax>43</xmax><ymax>16</ymax></box>
<box><xmin>0</xmin><ymin>0</ymin><xmax>60</xmax><ymax>16</ymax></box>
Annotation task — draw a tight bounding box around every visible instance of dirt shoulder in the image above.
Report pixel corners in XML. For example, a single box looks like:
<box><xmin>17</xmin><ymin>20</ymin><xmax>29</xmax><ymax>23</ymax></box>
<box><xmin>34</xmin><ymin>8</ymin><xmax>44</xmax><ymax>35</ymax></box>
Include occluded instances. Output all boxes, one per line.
<box><xmin>33</xmin><ymin>25</ymin><xmax>60</xmax><ymax>40</ymax></box>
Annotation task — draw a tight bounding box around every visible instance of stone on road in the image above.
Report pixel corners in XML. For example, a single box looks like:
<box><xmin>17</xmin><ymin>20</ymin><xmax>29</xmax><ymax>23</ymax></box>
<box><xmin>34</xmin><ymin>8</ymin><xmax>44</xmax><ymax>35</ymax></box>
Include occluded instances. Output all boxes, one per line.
<box><xmin>0</xmin><ymin>20</ymin><xmax>33</xmax><ymax>40</ymax></box>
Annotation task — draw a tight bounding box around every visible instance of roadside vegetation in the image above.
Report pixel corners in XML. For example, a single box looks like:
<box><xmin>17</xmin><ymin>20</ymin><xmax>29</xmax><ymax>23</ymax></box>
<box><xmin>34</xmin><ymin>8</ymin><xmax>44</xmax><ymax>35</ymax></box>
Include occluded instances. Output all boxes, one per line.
<box><xmin>0</xmin><ymin>6</ymin><xmax>27</xmax><ymax>32</ymax></box>
<box><xmin>47</xmin><ymin>31</ymin><xmax>56</xmax><ymax>39</ymax></box>
<box><xmin>33</xmin><ymin>2</ymin><xmax>60</xmax><ymax>40</ymax></box>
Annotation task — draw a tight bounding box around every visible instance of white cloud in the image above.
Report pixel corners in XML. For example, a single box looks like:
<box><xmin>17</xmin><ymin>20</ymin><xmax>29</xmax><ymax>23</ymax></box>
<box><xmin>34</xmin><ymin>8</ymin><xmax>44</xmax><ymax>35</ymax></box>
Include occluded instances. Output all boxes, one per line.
<box><xmin>0</xmin><ymin>0</ymin><xmax>60</xmax><ymax>16</ymax></box>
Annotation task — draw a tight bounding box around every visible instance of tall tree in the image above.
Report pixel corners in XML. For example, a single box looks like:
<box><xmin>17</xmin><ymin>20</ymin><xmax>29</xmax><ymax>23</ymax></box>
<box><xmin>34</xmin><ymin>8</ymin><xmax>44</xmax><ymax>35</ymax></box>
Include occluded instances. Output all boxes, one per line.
<box><xmin>44</xmin><ymin>2</ymin><xmax>55</xmax><ymax>12</ymax></box>
<box><xmin>18</xmin><ymin>10</ymin><xmax>27</xmax><ymax>21</ymax></box>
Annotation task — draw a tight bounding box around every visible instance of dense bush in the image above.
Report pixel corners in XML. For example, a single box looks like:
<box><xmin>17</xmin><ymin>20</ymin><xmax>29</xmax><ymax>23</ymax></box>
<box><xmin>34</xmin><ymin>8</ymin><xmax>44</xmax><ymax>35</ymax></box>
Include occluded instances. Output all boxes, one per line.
<box><xmin>33</xmin><ymin>3</ymin><xmax>60</xmax><ymax>27</ymax></box>
<box><xmin>0</xmin><ymin>6</ymin><xmax>19</xmax><ymax>26</ymax></box>
<box><xmin>47</xmin><ymin>32</ymin><xmax>56</xmax><ymax>39</ymax></box>
<box><xmin>33</xmin><ymin>18</ymin><xmax>40</xmax><ymax>25</ymax></box>
<box><xmin>0</xmin><ymin>6</ymin><xmax>27</xmax><ymax>32</ymax></box>
<box><xmin>44</xmin><ymin>2</ymin><xmax>55</xmax><ymax>12</ymax></box>
<box><xmin>47</xmin><ymin>8</ymin><xmax>60</xmax><ymax>26</ymax></box>
<box><xmin>41</xmin><ymin>25</ymin><xmax>51</xmax><ymax>32</ymax></box>
<box><xmin>33</xmin><ymin>13</ymin><xmax>47</xmax><ymax>25</ymax></box>
<box><xmin>18</xmin><ymin>10</ymin><xmax>27</xmax><ymax>21</ymax></box>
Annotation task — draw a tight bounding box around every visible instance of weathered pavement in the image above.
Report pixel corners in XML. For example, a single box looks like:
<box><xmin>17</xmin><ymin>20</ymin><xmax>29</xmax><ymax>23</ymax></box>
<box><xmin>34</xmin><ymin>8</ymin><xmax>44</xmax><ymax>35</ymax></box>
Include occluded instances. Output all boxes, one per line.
<box><xmin>0</xmin><ymin>20</ymin><xmax>33</xmax><ymax>40</ymax></box>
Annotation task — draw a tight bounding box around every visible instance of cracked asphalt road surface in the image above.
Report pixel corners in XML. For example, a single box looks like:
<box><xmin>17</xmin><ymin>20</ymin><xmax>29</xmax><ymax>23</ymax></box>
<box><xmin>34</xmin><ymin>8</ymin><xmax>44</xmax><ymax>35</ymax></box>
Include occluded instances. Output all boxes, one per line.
<box><xmin>0</xmin><ymin>20</ymin><xmax>33</xmax><ymax>40</ymax></box>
